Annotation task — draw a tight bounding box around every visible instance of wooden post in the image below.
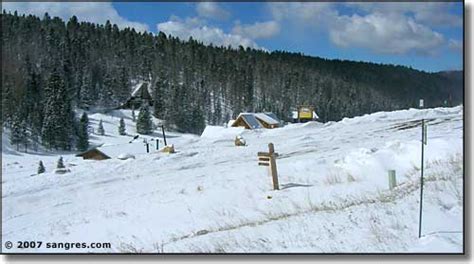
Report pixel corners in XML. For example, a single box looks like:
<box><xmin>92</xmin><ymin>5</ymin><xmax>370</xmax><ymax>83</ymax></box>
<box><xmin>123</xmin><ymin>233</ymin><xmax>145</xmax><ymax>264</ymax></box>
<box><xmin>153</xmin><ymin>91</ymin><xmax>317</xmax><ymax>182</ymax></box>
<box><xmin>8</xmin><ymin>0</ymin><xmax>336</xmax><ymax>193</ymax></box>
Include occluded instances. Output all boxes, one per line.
<box><xmin>388</xmin><ymin>170</ymin><xmax>396</xmax><ymax>190</ymax></box>
<box><xmin>268</xmin><ymin>143</ymin><xmax>280</xmax><ymax>190</ymax></box>
<box><xmin>161</xmin><ymin>125</ymin><xmax>167</xmax><ymax>146</ymax></box>
<box><xmin>257</xmin><ymin>143</ymin><xmax>280</xmax><ymax>191</ymax></box>
<box><xmin>156</xmin><ymin>139</ymin><xmax>159</xmax><ymax>150</ymax></box>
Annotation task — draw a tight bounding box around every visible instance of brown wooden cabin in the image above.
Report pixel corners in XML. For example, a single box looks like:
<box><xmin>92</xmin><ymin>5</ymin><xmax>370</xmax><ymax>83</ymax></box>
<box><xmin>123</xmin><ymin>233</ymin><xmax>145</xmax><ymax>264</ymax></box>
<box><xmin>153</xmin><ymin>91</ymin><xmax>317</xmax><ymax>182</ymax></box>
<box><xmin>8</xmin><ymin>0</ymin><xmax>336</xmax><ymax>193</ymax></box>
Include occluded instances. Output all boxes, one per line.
<box><xmin>231</xmin><ymin>113</ymin><xmax>280</xmax><ymax>129</ymax></box>
<box><xmin>119</xmin><ymin>82</ymin><xmax>154</xmax><ymax>109</ymax></box>
<box><xmin>76</xmin><ymin>148</ymin><xmax>111</xmax><ymax>160</ymax></box>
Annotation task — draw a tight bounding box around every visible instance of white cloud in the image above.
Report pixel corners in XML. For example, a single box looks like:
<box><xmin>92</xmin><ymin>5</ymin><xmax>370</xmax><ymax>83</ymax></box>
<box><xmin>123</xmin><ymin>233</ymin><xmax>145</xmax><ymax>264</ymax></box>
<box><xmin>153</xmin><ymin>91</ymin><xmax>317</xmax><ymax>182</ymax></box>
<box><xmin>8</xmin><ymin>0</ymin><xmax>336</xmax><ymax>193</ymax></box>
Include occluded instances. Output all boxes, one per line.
<box><xmin>267</xmin><ymin>2</ymin><xmax>453</xmax><ymax>55</ymax></box>
<box><xmin>157</xmin><ymin>16</ymin><xmax>260</xmax><ymax>49</ymax></box>
<box><xmin>269</xmin><ymin>2</ymin><xmax>337</xmax><ymax>26</ymax></box>
<box><xmin>232</xmin><ymin>21</ymin><xmax>280</xmax><ymax>40</ymax></box>
<box><xmin>330</xmin><ymin>12</ymin><xmax>445</xmax><ymax>55</ymax></box>
<box><xmin>448</xmin><ymin>39</ymin><xmax>463</xmax><ymax>52</ymax></box>
<box><xmin>346</xmin><ymin>2</ymin><xmax>462</xmax><ymax>28</ymax></box>
<box><xmin>2</xmin><ymin>2</ymin><xmax>149</xmax><ymax>32</ymax></box>
<box><xmin>196</xmin><ymin>2</ymin><xmax>230</xmax><ymax>21</ymax></box>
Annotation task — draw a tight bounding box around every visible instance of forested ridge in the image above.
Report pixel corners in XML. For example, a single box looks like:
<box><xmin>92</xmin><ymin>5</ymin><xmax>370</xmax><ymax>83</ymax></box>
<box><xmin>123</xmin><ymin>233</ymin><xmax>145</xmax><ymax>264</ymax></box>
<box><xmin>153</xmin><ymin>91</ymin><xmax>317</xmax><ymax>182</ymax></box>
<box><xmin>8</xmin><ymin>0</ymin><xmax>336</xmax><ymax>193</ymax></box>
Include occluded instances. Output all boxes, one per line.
<box><xmin>1</xmin><ymin>11</ymin><xmax>462</xmax><ymax>151</ymax></box>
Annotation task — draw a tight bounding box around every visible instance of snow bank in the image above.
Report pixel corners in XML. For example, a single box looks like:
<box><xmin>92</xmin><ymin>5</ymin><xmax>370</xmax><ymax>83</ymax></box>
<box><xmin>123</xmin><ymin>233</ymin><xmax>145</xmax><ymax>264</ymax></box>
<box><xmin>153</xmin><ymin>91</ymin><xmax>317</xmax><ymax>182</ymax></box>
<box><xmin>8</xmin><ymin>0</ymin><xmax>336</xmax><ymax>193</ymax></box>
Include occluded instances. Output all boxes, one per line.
<box><xmin>2</xmin><ymin>106</ymin><xmax>463</xmax><ymax>253</ymax></box>
<box><xmin>200</xmin><ymin>125</ymin><xmax>245</xmax><ymax>139</ymax></box>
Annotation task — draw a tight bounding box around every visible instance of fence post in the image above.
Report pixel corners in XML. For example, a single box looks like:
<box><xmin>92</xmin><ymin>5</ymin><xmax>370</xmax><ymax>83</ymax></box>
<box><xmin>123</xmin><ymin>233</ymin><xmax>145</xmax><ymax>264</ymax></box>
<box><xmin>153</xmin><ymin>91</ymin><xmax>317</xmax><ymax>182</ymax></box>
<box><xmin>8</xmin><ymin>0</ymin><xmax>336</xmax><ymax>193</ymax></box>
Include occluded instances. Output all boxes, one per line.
<box><xmin>161</xmin><ymin>125</ymin><xmax>167</xmax><ymax>146</ymax></box>
<box><xmin>388</xmin><ymin>170</ymin><xmax>397</xmax><ymax>190</ymax></box>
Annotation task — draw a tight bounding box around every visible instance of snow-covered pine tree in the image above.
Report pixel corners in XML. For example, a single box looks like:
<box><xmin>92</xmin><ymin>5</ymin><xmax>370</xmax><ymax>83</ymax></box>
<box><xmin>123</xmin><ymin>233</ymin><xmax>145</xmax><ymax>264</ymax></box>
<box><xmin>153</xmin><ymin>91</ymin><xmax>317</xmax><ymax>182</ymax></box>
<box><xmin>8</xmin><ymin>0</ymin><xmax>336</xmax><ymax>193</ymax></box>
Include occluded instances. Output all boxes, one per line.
<box><xmin>118</xmin><ymin>117</ymin><xmax>126</xmax><ymax>135</ymax></box>
<box><xmin>9</xmin><ymin>115</ymin><xmax>24</xmax><ymax>151</ymax></box>
<box><xmin>190</xmin><ymin>105</ymin><xmax>206</xmax><ymax>135</ymax></box>
<box><xmin>1</xmin><ymin>77</ymin><xmax>15</xmax><ymax>128</ymax></box>
<box><xmin>41</xmin><ymin>69</ymin><xmax>75</xmax><ymax>150</ymax></box>
<box><xmin>117</xmin><ymin>66</ymin><xmax>131</xmax><ymax>104</ymax></box>
<box><xmin>20</xmin><ymin>119</ymin><xmax>30</xmax><ymax>152</ymax></box>
<box><xmin>136</xmin><ymin>104</ymin><xmax>153</xmax><ymax>135</ymax></box>
<box><xmin>57</xmin><ymin>156</ymin><xmax>65</xmax><ymax>169</ymax></box>
<box><xmin>76</xmin><ymin>112</ymin><xmax>89</xmax><ymax>151</ymax></box>
<box><xmin>38</xmin><ymin>160</ymin><xmax>45</xmax><ymax>174</ymax></box>
<box><xmin>153</xmin><ymin>73</ymin><xmax>166</xmax><ymax>118</ymax></box>
<box><xmin>97</xmin><ymin>119</ymin><xmax>105</xmax><ymax>135</ymax></box>
<box><xmin>79</xmin><ymin>71</ymin><xmax>93</xmax><ymax>110</ymax></box>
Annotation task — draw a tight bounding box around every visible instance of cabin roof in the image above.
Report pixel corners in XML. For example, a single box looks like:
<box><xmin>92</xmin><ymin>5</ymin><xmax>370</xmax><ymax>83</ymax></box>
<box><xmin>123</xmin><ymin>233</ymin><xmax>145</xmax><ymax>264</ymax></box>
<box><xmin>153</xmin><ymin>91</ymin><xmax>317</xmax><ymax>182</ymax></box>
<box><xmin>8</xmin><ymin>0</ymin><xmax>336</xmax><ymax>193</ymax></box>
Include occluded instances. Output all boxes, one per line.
<box><xmin>254</xmin><ymin>113</ymin><xmax>279</xmax><ymax>125</ymax></box>
<box><xmin>233</xmin><ymin>112</ymin><xmax>281</xmax><ymax>129</ymax></box>
<box><xmin>131</xmin><ymin>82</ymin><xmax>153</xmax><ymax>98</ymax></box>
<box><xmin>238</xmin><ymin>113</ymin><xmax>263</xmax><ymax>129</ymax></box>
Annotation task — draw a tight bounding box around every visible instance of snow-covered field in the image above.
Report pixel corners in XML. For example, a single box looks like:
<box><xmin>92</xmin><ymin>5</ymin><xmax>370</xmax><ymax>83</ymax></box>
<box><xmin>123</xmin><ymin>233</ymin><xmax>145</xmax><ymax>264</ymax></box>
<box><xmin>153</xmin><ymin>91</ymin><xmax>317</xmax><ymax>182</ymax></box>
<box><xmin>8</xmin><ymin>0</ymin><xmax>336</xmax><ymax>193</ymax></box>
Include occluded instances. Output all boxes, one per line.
<box><xmin>1</xmin><ymin>106</ymin><xmax>464</xmax><ymax>253</ymax></box>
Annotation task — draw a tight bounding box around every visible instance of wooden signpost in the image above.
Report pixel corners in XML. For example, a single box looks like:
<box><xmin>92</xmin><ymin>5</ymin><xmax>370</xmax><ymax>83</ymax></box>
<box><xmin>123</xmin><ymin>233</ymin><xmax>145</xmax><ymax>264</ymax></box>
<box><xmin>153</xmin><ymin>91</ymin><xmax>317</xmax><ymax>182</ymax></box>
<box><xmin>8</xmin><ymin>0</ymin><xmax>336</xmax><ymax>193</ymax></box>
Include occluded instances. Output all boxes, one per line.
<box><xmin>258</xmin><ymin>143</ymin><xmax>280</xmax><ymax>190</ymax></box>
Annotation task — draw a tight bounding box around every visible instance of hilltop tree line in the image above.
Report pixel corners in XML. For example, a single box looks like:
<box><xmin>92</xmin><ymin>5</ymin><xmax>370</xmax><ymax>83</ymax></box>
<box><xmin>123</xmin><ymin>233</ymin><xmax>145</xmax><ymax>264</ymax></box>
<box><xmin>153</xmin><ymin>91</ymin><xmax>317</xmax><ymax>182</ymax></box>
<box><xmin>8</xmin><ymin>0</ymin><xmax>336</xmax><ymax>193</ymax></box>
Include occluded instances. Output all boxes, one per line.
<box><xmin>1</xmin><ymin>11</ymin><xmax>462</xmax><ymax>150</ymax></box>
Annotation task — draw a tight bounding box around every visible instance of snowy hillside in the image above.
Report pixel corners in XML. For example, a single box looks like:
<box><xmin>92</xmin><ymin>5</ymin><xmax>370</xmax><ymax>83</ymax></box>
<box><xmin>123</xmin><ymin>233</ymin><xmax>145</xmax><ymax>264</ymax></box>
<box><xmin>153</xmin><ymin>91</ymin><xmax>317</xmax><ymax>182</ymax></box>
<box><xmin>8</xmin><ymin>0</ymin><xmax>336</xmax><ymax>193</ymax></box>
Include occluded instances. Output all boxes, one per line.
<box><xmin>2</xmin><ymin>106</ymin><xmax>463</xmax><ymax>253</ymax></box>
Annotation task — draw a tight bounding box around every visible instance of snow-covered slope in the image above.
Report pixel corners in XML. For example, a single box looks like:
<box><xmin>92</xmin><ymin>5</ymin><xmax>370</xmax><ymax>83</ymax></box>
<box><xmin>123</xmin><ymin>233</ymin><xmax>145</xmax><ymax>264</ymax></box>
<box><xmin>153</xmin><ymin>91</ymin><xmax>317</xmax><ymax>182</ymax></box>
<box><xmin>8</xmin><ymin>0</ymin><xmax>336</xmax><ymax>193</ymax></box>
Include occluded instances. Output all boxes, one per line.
<box><xmin>2</xmin><ymin>106</ymin><xmax>463</xmax><ymax>253</ymax></box>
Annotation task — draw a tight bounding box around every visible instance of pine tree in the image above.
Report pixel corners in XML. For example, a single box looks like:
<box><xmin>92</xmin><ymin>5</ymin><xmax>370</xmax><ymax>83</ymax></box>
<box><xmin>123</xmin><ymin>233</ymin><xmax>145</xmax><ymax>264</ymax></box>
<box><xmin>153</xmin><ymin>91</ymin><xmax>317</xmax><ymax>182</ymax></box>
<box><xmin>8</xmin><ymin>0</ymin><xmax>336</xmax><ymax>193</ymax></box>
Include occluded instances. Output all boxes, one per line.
<box><xmin>76</xmin><ymin>112</ymin><xmax>89</xmax><ymax>151</ymax></box>
<box><xmin>38</xmin><ymin>160</ymin><xmax>46</xmax><ymax>174</ymax></box>
<box><xmin>41</xmin><ymin>69</ymin><xmax>75</xmax><ymax>150</ymax></box>
<box><xmin>9</xmin><ymin>115</ymin><xmax>23</xmax><ymax>151</ymax></box>
<box><xmin>20</xmin><ymin>119</ymin><xmax>30</xmax><ymax>152</ymax></box>
<box><xmin>97</xmin><ymin>119</ymin><xmax>105</xmax><ymax>135</ymax></box>
<box><xmin>57</xmin><ymin>156</ymin><xmax>65</xmax><ymax>169</ymax></box>
<box><xmin>136</xmin><ymin>105</ymin><xmax>153</xmax><ymax>135</ymax></box>
<box><xmin>190</xmin><ymin>106</ymin><xmax>206</xmax><ymax>135</ymax></box>
<box><xmin>118</xmin><ymin>117</ymin><xmax>126</xmax><ymax>135</ymax></box>
<box><xmin>79</xmin><ymin>71</ymin><xmax>93</xmax><ymax>109</ymax></box>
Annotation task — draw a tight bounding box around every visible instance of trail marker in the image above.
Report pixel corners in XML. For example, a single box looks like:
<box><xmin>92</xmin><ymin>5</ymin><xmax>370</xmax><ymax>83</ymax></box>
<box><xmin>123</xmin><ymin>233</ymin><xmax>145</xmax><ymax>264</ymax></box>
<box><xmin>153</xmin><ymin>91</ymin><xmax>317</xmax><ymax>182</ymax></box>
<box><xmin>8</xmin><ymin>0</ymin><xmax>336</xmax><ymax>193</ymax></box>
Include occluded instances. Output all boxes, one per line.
<box><xmin>258</xmin><ymin>143</ymin><xmax>280</xmax><ymax>190</ymax></box>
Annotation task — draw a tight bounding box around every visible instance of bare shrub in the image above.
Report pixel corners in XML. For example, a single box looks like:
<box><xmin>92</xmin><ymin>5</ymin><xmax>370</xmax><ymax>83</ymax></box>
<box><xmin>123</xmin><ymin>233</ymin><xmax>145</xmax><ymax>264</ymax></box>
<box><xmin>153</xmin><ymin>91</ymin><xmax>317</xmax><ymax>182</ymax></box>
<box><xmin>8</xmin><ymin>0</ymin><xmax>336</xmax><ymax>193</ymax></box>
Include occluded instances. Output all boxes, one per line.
<box><xmin>323</xmin><ymin>171</ymin><xmax>343</xmax><ymax>185</ymax></box>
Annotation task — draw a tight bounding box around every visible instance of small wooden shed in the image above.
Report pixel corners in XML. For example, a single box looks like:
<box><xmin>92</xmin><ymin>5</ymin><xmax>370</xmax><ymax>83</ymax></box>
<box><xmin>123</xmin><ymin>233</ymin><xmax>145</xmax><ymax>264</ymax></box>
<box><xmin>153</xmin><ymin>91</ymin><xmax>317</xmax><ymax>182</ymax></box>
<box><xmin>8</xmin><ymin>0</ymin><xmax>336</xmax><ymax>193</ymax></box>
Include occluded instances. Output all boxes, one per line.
<box><xmin>76</xmin><ymin>148</ymin><xmax>111</xmax><ymax>160</ymax></box>
<box><xmin>76</xmin><ymin>140</ymin><xmax>162</xmax><ymax>161</ymax></box>
<box><xmin>292</xmin><ymin>106</ymin><xmax>319</xmax><ymax>123</ymax></box>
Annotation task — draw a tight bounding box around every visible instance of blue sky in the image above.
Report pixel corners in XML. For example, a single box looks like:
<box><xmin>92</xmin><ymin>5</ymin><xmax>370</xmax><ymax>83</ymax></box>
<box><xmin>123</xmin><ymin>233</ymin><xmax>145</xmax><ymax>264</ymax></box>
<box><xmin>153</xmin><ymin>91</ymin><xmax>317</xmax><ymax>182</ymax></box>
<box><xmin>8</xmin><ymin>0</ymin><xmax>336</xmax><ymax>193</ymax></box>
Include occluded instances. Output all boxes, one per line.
<box><xmin>3</xmin><ymin>2</ymin><xmax>463</xmax><ymax>72</ymax></box>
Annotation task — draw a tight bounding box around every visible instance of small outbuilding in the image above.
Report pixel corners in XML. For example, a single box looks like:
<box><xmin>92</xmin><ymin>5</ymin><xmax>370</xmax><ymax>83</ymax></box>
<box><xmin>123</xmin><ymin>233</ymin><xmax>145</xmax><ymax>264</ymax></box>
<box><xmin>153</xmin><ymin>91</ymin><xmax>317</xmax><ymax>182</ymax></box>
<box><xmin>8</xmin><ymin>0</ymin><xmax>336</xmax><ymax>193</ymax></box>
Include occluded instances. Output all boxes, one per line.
<box><xmin>76</xmin><ymin>140</ymin><xmax>161</xmax><ymax>160</ymax></box>
<box><xmin>231</xmin><ymin>112</ymin><xmax>281</xmax><ymax>130</ymax></box>
<box><xmin>292</xmin><ymin>106</ymin><xmax>319</xmax><ymax>123</ymax></box>
<box><xmin>76</xmin><ymin>148</ymin><xmax>111</xmax><ymax>160</ymax></box>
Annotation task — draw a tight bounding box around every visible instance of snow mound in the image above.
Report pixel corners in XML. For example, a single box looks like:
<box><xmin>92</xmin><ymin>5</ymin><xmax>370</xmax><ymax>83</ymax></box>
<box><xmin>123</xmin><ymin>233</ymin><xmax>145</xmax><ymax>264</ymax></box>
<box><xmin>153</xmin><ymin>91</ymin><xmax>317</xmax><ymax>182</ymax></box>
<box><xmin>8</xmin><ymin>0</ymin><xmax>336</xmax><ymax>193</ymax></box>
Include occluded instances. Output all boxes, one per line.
<box><xmin>117</xmin><ymin>153</ymin><xmax>135</xmax><ymax>160</ymax></box>
<box><xmin>200</xmin><ymin>125</ymin><xmax>245</xmax><ymax>139</ymax></box>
